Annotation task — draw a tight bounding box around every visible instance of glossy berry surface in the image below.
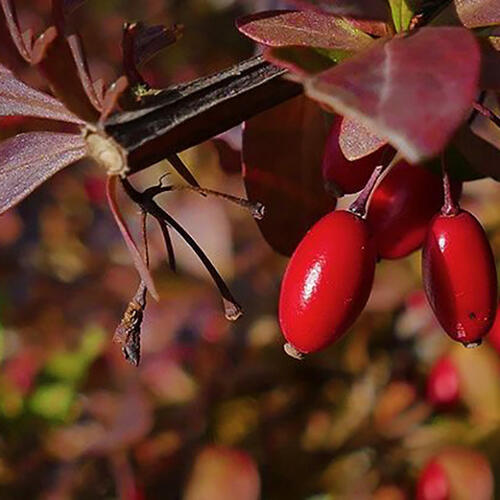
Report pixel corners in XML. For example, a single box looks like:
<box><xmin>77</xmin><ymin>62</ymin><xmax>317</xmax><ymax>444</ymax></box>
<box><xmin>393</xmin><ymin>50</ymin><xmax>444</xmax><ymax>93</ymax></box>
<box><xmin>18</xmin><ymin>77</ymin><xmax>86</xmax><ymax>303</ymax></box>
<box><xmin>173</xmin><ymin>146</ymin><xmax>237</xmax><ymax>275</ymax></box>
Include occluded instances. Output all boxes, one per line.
<box><xmin>367</xmin><ymin>161</ymin><xmax>462</xmax><ymax>260</ymax></box>
<box><xmin>416</xmin><ymin>460</ymin><xmax>449</xmax><ymax>500</ymax></box>
<box><xmin>422</xmin><ymin>210</ymin><xmax>497</xmax><ymax>346</ymax></box>
<box><xmin>279</xmin><ymin>210</ymin><xmax>376</xmax><ymax>354</ymax></box>
<box><xmin>322</xmin><ymin>116</ymin><xmax>388</xmax><ymax>196</ymax></box>
<box><xmin>426</xmin><ymin>356</ymin><xmax>460</xmax><ymax>409</ymax></box>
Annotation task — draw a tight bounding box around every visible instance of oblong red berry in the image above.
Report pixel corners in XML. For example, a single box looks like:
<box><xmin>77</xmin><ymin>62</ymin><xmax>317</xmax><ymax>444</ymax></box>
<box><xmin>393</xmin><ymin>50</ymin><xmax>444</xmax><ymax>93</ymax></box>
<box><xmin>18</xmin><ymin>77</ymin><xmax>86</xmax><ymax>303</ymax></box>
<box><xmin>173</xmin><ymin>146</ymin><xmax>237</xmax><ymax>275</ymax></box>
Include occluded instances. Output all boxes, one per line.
<box><xmin>367</xmin><ymin>161</ymin><xmax>462</xmax><ymax>259</ymax></box>
<box><xmin>322</xmin><ymin>117</ymin><xmax>389</xmax><ymax>196</ymax></box>
<box><xmin>426</xmin><ymin>356</ymin><xmax>460</xmax><ymax>409</ymax></box>
<box><xmin>279</xmin><ymin>210</ymin><xmax>376</xmax><ymax>355</ymax></box>
<box><xmin>422</xmin><ymin>210</ymin><xmax>497</xmax><ymax>346</ymax></box>
<box><xmin>416</xmin><ymin>460</ymin><xmax>449</xmax><ymax>500</ymax></box>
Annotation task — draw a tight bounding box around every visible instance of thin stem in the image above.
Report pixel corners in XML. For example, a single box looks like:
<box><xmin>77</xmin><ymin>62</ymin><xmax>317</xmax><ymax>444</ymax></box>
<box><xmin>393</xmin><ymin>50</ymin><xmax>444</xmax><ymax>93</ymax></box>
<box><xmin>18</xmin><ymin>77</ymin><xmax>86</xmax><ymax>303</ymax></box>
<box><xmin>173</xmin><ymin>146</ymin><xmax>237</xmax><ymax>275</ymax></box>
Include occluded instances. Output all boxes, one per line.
<box><xmin>167</xmin><ymin>154</ymin><xmax>200</xmax><ymax>188</ymax></box>
<box><xmin>157</xmin><ymin>217</ymin><xmax>177</xmax><ymax>272</ymax></box>
<box><xmin>349</xmin><ymin>165</ymin><xmax>385</xmax><ymax>218</ymax></box>
<box><xmin>441</xmin><ymin>154</ymin><xmax>459</xmax><ymax>216</ymax></box>
<box><xmin>171</xmin><ymin>185</ymin><xmax>265</xmax><ymax>220</ymax></box>
<box><xmin>472</xmin><ymin>101</ymin><xmax>500</xmax><ymax>129</ymax></box>
<box><xmin>143</xmin><ymin>179</ymin><xmax>264</xmax><ymax>219</ymax></box>
<box><xmin>121</xmin><ymin>178</ymin><xmax>242</xmax><ymax>320</ymax></box>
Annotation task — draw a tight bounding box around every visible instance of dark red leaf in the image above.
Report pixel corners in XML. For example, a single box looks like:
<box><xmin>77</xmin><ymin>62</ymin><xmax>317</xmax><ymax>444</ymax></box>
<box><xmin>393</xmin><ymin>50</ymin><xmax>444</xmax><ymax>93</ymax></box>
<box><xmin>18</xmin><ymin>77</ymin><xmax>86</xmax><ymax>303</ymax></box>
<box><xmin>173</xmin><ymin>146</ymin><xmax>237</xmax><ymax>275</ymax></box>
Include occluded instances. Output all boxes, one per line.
<box><xmin>0</xmin><ymin>132</ymin><xmax>86</xmax><ymax>214</ymax></box>
<box><xmin>434</xmin><ymin>0</ymin><xmax>500</xmax><ymax>28</ymax></box>
<box><xmin>122</xmin><ymin>22</ymin><xmax>183</xmax><ymax>88</ymax></box>
<box><xmin>106</xmin><ymin>176</ymin><xmax>160</xmax><ymax>301</ymax></box>
<box><xmin>480</xmin><ymin>40</ymin><xmax>500</xmax><ymax>90</ymax></box>
<box><xmin>304</xmin><ymin>27</ymin><xmax>481</xmax><ymax>163</ymax></box>
<box><xmin>339</xmin><ymin>117</ymin><xmax>386</xmax><ymax>160</ymax></box>
<box><xmin>31</xmin><ymin>27</ymin><xmax>100</xmax><ymax>122</ymax></box>
<box><xmin>290</xmin><ymin>0</ymin><xmax>390</xmax><ymax>22</ymax></box>
<box><xmin>237</xmin><ymin>10</ymin><xmax>373</xmax><ymax>50</ymax></box>
<box><xmin>453</xmin><ymin>124</ymin><xmax>500</xmax><ymax>180</ymax></box>
<box><xmin>0</xmin><ymin>64</ymin><xmax>84</xmax><ymax>123</ymax></box>
<box><xmin>242</xmin><ymin>95</ymin><xmax>336</xmax><ymax>256</ymax></box>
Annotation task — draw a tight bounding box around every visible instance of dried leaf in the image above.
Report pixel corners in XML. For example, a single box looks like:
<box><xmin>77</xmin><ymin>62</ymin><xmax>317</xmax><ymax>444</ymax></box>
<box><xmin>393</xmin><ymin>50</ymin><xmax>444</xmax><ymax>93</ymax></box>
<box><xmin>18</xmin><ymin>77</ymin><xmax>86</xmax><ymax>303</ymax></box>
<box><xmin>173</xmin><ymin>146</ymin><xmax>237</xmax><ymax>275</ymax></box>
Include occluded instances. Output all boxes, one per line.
<box><xmin>106</xmin><ymin>176</ymin><xmax>159</xmax><ymax>301</ymax></box>
<box><xmin>0</xmin><ymin>132</ymin><xmax>86</xmax><ymax>214</ymax></box>
<box><xmin>304</xmin><ymin>27</ymin><xmax>481</xmax><ymax>163</ymax></box>
<box><xmin>0</xmin><ymin>64</ymin><xmax>84</xmax><ymax>124</ymax></box>
<box><xmin>237</xmin><ymin>10</ymin><xmax>373</xmax><ymax>50</ymax></box>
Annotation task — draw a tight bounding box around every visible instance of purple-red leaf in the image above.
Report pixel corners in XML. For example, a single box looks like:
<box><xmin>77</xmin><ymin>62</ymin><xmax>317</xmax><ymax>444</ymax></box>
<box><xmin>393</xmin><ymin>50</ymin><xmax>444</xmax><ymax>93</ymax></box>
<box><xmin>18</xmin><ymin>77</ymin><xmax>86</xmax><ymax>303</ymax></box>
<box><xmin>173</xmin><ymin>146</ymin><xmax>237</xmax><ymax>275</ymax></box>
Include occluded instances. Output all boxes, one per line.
<box><xmin>0</xmin><ymin>132</ymin><xmax>86</xmax><ymax>214</ymax></box>
<box><xmin>0</xmin><ymin>0</ymin><xmax>32</xmax><ymax>61</ymax></box>
<box><xmin>339</xmin><ymin>117</ymin><xmax>386</xmax><ymax>160</ymax></box>
<box><xmin>242</xmin><ymin>95</ymin><xmax>336</xmax><ymax>257</ymax></box>
<box><xmin>106</xmin><ymin>176</ymin><xmax>160</xmax><ymax>301</ymax></box>
<box><xmin>291</xmin><ymin>0</ymin><xmax>390</xmax><ymax>22</ymax></box>
<box><xmin>0</xmin><ymin>64</ymin><xmax>84</xmax><ymax>123</ymax></box>
<box><xmin>31</xmin><ymin>27</ymin><xmax>100</xmax><ymax>123</ymax></box>
<box><xmin>304</xmin><ymin>27</ymin><xmax>481</xmax><ymax>163</ymax></box>
<box><xmin>237</xmin><ymin>10</ymin><xmax>373</xmax><ymax>50</ymax></box>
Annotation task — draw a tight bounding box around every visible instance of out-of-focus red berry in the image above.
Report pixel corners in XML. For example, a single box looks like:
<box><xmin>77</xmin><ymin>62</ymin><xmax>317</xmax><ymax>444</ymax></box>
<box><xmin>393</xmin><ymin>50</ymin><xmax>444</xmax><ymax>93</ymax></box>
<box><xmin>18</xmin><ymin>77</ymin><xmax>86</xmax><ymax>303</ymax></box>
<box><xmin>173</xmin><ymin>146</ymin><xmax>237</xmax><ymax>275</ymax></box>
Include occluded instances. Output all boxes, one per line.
<box><xmin>426</xmin><ymin>356</ymin><xmax>460</xmax><ymax>409</ymax></box>
<box><xmin>416</xmin><ymin>460</ymin><xmax>449</xmax><ymax>500</ymax></box>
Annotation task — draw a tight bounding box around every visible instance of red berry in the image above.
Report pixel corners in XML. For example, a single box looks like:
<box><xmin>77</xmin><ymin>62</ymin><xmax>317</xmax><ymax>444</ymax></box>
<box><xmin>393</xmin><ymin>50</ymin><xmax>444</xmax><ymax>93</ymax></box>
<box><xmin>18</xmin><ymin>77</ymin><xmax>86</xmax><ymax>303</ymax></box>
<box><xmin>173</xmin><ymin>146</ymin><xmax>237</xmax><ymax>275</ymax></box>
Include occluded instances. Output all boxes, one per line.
<box><xmin>279</xmin><ymin>210</ymin><xmax>376</xmax><ymax>355</ymax></box>
<box><xmin>422</xmin><ymin>210</ymin><xmax>497</xmax><ymax>346</ymax></box>
<box><xmin>426</xmin><ymin>356</ymin><xmax>460</xmax><ymax>409</ymax></box>
<box><xmin>367</xmin><ymin>161</ymin><xmax>462</xmax><ymax>259</ymax></box>
<box><xmin>416</xmin><ymin>460</ymin><xmax>449</xmax><ymax>500</ymax></box>
<box><xmin>322</xmin><ymin>116</ymin><xmax>389</xmax><ymax>196</ymax></box>
<box><xmin>486</xmin><ymin>303</ymin><xmax>500</xmax><ymax>354</ymax></box>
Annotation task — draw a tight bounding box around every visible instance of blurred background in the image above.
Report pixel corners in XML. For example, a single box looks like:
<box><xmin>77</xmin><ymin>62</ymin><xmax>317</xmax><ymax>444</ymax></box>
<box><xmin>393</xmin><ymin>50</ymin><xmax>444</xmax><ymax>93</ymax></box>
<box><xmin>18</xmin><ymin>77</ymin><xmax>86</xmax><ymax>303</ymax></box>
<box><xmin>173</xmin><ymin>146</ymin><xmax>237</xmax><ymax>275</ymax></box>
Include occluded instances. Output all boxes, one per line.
<box><xmin>0</xmin><ymin>1</ymin><xmax>500</xmax><ymax>498</ymax></box>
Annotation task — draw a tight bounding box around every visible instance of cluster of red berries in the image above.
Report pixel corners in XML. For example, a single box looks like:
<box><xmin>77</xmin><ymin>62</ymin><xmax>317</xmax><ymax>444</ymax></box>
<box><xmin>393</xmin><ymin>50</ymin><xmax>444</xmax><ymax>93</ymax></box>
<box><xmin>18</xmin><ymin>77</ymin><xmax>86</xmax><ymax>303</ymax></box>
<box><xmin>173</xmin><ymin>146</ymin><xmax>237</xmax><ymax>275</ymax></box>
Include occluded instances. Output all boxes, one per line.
<box><xmin>279</xmin><ymin>116</ymin><xmax>498</xmax><ymax>358</ymax></box>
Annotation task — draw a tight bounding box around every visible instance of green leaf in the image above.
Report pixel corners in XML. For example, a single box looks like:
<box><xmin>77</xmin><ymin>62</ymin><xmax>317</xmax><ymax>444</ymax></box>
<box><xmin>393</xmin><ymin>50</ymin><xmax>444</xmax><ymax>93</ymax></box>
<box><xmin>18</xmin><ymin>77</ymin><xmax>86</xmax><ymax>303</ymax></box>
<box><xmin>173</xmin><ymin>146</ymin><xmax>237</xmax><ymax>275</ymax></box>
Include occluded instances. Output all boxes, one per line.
<box><xmin>45</xmin><ymin>351</ymin><xmax>88</xmax><ymax>383</ymax></box>
<box><xmin>389</xmin><ymin>0</ymin><xmax>418</xmax><ymax>32</ymax></box>
<box><xmin>29</xmin><ymin>383</ymin><xmax>74</xmax><ymax>421</ymax></box>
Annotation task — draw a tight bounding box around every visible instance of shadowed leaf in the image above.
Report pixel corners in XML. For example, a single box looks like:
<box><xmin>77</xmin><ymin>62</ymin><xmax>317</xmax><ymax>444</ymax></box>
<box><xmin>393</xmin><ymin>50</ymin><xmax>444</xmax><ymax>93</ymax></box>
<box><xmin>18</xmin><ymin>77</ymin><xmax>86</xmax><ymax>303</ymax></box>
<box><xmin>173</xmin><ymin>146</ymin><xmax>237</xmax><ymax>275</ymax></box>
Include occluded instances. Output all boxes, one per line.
<box><xmin>434</xmin><ymin>0</ymin><xmax>500</xmax><ymax>28</ymax></box>
<box><xmin>0</xmin><ymin>132</ymin><xmax>86</xmax><ymax>214</ymax></box>
<box><xmin>237</xmin><ymin>10</ymin><xmax>373</xmax><ymax>50</ymax></box>
<box><xmin>242</xmin><ymin>95</ymin><xmax>336</xmax><ymax>256</ymax></box>
<box><xmin>304</xmin><ymin>27</ymin><xmax>481</xmax><ymax>163</ymax></box>
<box><xmin>0</xmin><ymin>64</ymin><xmax>84</xmax><ymax>123</ymax></box>
<box><xmin>264</xmin><ymin>46</ymin><xmax>337</xmax><ymax>75</ymax></box>
<box><xmin>453</xmin><ymin>124</ymin><xmax>500</xmax><ymax>180</ymax></box>
<box><xmin>106</xmin><ymin>176</ymin><xmax>159</xmax><ymax>301</ymax></box>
